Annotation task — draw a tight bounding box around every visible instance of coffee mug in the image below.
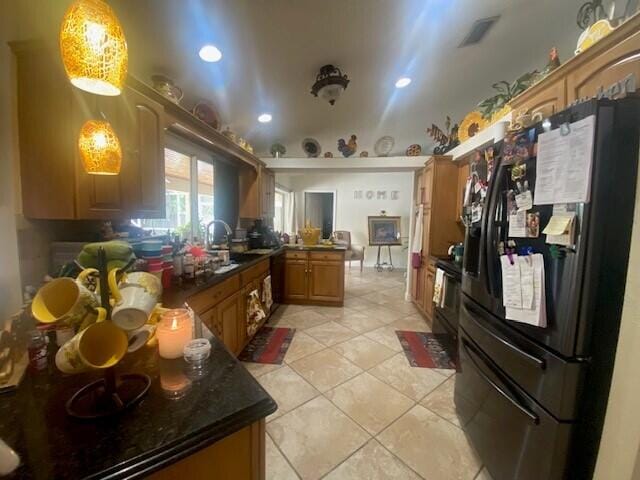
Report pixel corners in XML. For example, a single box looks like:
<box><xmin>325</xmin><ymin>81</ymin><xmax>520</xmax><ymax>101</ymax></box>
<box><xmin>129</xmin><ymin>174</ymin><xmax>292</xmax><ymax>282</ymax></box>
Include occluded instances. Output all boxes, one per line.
<box><xmin>125</xmin><ymin>304</ymin><xmax>168</xmax><ymax>352</ymax></box>
<box><xmin>32</xmin><ymin>269</ymin><xmax>99</xmax><ymax>326</ymax></box>
<box><xmin>109</xmin><ymin>269</ymin><xmax>159</xmax><ymax>331</ymax></box>
<box><xmin>55</xmin><ymin>308</ymin><xmax>128</xmax><ymax>374</ymax></box>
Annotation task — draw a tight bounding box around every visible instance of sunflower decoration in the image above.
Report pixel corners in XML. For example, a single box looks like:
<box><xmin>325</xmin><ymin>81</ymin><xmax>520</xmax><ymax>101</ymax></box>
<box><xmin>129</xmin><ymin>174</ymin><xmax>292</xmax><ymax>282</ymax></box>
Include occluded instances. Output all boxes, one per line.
<box><xmin>458</xmin><ymin>111</ymin><xmax>490</xmax><ymax>143</ymax></box>
<box><xmin>491</xmin><ymin>104</ymin><xmax>512</xmax><ymax>124</ymax></box>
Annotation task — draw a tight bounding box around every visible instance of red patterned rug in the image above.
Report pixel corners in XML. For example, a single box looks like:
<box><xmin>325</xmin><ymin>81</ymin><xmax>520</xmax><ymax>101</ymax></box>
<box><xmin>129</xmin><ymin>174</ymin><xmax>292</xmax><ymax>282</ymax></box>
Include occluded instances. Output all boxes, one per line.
<box><xmin>238</xmin><ymin>327</ymin><xmax>295</xmax><ymax>364</ymax></box>
<box><xmin>396</xmin><ymin>331</ymin><xmax>457</xmax><ymax>370</ymax></box>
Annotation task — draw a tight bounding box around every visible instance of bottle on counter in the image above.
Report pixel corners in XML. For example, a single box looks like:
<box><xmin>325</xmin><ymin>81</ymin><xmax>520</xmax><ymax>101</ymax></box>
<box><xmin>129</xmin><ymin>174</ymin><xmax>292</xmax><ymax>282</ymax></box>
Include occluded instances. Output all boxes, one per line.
<box><xmin>183</xmin><ymin>253</ymin><xmax>195</xmax><ymax>279</ymax></box>
<box><xmin>27</xmin><ymin>330</ymin><xmax>48</xmax><ymax>372</ymax></box>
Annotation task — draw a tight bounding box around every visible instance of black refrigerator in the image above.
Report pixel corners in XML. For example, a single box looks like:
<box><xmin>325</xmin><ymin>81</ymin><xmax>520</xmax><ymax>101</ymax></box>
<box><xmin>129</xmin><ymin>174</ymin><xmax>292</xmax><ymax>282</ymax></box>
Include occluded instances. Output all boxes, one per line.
<box><xmin>455</xmin><ymin>98</ymin><xmax>640</xmax><ymax>480</ymax></box>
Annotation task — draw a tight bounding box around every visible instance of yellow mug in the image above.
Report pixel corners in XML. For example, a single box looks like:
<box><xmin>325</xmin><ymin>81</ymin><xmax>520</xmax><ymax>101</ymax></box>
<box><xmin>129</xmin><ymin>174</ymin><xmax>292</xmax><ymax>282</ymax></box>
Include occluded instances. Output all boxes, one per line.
<box><xmin>32</xmin><ymin>269</ymin><xmax>99</xmax><ymax>326</ymax></box>
<box><xmin>55</xmin><ymin>307</ymin><xmax>128</xmax><ymax>374</ymax></box>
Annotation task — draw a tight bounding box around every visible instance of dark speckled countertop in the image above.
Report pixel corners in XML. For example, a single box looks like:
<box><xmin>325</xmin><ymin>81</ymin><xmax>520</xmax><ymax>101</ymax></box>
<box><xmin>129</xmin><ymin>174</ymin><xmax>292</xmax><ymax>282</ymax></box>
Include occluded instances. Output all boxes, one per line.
<box><xmin>0</xmin><ymin>258</ymin><xmax>283</xmax><ymax>479</ymax></box>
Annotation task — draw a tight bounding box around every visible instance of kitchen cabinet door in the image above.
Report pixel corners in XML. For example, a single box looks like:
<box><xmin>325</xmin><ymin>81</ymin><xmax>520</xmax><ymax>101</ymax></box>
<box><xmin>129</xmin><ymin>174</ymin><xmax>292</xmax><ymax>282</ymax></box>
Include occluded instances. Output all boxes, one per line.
<box><xmin>308</xmin><ymin>261</ymin><xmax>344</xmax><ymax>303</ymax></box>
<box><xmin>120</xmin><ymin>87</ymin><xmax>166</xmax><ymax>219</ymax></box>
<box><xmin>284</xmin><ymin>260</ymin><xmax>308</xmax><ymax>301</ymax></box>
<box><xmin>412</xmin><ymin>264</ymin><xmax>426</xmax><ymax>308</ymax></box>
<box><xmin>75</xmin><ymin>92</ymin><xmax>128</xmax><ymax>219</ymax></box>
<box><xmin>217</xmin><ymin>292</ymin><xmax>241</xmax><ymax>354</ymax></box>
<box><xmin>422</xmin><ymin>164</ymin><xmax>434</xmax><ymax>208</ymax></box>
<box><xmin>425</xmin><ymin>265</ymin><xmax>435</xmax><ymax>320</ymax></box>
<box><xmin>260</xmin><ymin>168</ymin><xmax>275</xmax><ymax>219</ymax></box>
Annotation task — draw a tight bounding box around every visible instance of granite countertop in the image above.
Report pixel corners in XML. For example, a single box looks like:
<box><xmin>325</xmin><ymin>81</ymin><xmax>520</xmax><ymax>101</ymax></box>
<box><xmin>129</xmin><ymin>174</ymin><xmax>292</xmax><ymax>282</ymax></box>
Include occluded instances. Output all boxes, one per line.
<box><xmin>0</xmin><ymin>303</ymin><xmax>277</xmax><ymax>479</ymax></box>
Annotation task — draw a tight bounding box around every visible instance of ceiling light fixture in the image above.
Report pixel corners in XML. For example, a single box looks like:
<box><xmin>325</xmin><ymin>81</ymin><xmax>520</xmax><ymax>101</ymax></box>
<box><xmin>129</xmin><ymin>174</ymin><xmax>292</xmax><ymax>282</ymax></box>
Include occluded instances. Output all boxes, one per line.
<box><xmin>199</xmin><ymin>44</ymin><xmax>222</xmax><ymax>62</ymax></box>
<box><xmin>258</xmin><ymin>113</ymin><xmax>272</xmax><ymax>123</ymax></box>
<box><xmin>310</xmin><ymin>64</ymin><xmax>350</xmax><ymax>106</ymax></box>
<box><xmin>395</xmin><ymin>77</ymin><xmax>412</xmax><ymax>88</ymax></box>
<box><xmin>59</xmin><ymin>0</ymin><xmax>128</xmax><ymax>96</ymax></box>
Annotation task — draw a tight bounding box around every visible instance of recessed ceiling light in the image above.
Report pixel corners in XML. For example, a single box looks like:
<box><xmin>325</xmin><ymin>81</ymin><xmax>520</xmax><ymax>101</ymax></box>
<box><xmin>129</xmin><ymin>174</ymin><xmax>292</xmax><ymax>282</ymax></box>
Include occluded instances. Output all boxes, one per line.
<box><xmin>395</xmin><ymin>77</ymin><xmax>412</xmax><ymax>88</ymax></box>
<box><xmin>199</xmin><ymin>44</ymin><xmax>222</xmax><ymax>62</ymax></box>
<box><xmin>258</xmin><ymin>113</ymin><xmax>272</xmax><ymax>123</ymax></box>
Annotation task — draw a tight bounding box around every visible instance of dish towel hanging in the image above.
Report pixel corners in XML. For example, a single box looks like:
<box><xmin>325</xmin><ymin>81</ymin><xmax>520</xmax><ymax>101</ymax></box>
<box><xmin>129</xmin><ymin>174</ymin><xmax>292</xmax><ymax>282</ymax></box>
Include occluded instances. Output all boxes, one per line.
<box><xmin>246</xmin><ymin>289</ymin><xmax>266</xmax><ymax>337</ymax></box>
<box><xmin>411</xmin><ymin>204</ymin><xmax>424</xmax><ymax>269</ymax></box>
<box><xmin>433</xmin><ymin>268</ymin><xmax>445</xmax><ymax>306</ymax></box>
<box><xmin>262</xmin><ymin>275</ymin><xmax>273</xmax><ymax>311</ymax></box>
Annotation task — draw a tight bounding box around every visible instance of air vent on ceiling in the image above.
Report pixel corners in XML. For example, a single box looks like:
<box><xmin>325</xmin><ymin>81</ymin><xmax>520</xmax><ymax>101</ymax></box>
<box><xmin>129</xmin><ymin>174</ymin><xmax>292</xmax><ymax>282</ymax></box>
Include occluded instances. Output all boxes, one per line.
<box><xmin>458</xmin><ymin>16</ymin><xmax>500</xmax><ymax>47</ymax></box>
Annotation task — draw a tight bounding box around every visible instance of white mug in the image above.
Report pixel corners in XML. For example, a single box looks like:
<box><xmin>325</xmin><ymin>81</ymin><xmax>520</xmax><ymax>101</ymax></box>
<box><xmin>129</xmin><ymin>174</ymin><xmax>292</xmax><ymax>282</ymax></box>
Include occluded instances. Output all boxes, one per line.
<box><xmin>109</xmin><ymin>269</ymin><xmax>159</xmax><ymax>331</ymax></box>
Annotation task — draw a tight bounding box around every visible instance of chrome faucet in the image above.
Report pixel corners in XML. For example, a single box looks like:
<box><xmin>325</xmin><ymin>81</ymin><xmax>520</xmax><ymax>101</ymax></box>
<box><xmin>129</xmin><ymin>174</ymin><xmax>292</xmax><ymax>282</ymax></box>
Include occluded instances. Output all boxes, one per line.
<box><xmin>206</xmin><ymin>219</ymin><xmax>233</xmax><ymax>250</ymax></box>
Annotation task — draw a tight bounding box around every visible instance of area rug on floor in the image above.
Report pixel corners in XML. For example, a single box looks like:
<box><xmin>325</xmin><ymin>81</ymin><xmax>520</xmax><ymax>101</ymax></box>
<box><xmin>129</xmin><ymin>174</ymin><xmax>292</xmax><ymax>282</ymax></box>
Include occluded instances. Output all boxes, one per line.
<box><xmin>238</xmin><ymin>327</ymin><xmax>296</xmax><ymax>364</ymax></box>
<box><xmin>396</xmin><ymin>331</ymin><xmax>457</xmax><ymax>369</ymax></box>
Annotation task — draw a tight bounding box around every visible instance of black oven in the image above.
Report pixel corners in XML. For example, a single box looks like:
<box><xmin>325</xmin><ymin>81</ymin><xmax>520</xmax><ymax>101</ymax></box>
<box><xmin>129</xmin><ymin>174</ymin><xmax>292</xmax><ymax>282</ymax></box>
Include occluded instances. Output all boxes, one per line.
<box><xmin>433</xmin><ymin>259</ymin><xmax>462</xmax><ymax>339</ymax></box>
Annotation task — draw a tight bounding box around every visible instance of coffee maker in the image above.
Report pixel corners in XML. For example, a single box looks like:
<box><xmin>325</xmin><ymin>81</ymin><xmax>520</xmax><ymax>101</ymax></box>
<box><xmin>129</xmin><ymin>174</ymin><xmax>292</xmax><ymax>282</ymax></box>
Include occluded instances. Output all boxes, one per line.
<box><xmin>247</xmin><ymin>219</ymin><xmax>281</xmax><ymax>250</ymax></box>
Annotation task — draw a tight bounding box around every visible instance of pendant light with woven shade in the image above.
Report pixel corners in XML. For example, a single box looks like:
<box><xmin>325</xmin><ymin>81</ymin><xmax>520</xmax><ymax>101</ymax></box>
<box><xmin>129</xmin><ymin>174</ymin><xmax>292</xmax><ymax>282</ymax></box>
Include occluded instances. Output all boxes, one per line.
<box><xmin>60</xmin><ymin>0</ymin><xmax>128</xmax><ymax>96</ymax></box>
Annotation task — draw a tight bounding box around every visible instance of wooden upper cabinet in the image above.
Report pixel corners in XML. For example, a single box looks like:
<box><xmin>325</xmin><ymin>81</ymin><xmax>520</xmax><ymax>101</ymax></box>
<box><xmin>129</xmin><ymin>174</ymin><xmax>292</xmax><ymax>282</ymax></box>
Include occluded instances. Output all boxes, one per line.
<box><xmin>13</xmin><ymin>43</ymin><xmax>166</xmax><ymax>220</ymax></box>
<box><xmin>260</xmin><ymin>168</ymin><xmax>275</xmax><ymax>219</ymax></box>
<box><xmin>510</xmin><ymin>14</ymin><xmax>640</xmax><ymax>118</ymax></box>
<box><xmin>120</xmin><ymin>88</ymin><xmax>166</xmax><ymax>219</ymax></box>
<box><xmin>422</xmin><ymin>164</ymin><xmax>434</xmax><ymax>208</ymax></box>
<box><xmin>239</xmin><ymin>165</ymin><xmax>260</xmax><ymax>219</ymax></box>
<box><xmin>308</xmin><ymin>260</ymin><xmax>344</xmax><ymax>303</ymax></box>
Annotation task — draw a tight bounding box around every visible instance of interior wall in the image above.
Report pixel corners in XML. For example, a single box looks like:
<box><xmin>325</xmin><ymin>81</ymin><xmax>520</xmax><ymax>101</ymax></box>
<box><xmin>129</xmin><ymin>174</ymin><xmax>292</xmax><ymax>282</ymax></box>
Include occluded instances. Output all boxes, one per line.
<box><xmin>0</xmin><ymin>2</ymin><xmax>24</xmax><ymax>325</ymax></box>
<box><xmin>276</xmin><ymin>171</ymin><xmax>413</xmax><ymax>268</ymax></box>
<box><xmin>593</xmin><ymin>147</ymin><xmax>640</xmax><ymax>480</ymax></box>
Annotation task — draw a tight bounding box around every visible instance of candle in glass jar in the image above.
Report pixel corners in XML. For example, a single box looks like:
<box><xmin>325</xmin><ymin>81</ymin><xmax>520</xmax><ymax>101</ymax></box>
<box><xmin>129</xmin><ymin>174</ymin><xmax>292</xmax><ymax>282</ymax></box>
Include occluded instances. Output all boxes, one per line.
<box><xmin>157</xmin><ymin>309</ymin><xmax>193</xmax><ymax>359</ymax></box>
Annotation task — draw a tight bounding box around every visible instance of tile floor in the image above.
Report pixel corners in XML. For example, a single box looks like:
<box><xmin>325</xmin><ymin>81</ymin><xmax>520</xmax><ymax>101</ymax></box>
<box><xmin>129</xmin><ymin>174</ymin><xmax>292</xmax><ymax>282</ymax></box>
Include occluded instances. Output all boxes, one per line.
<box><xmin>243</xmin><ymin>267</ymin><xmax>492</xmax><ymax>480</ymax></box>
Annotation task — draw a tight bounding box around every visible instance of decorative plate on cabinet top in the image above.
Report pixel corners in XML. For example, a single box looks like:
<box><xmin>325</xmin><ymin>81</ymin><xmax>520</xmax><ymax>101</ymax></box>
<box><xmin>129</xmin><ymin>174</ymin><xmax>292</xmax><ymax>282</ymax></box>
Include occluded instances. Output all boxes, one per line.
<box><xmin>192</xmin><ymin>102</ymin><xmax>220</xmax><ymax>130</ymax></box>
<box><xmin>324</xmin><ymin>151</ymin><xmax>333</xmax><ymax>158</ymax></box>
<box><xmin>150</xmin><ymin>75</ymin><xmax>183</xmax><ymax>104</ymax></box>
<box><xmin>406</xmin><ymin>144</ymin><xmax>422</xmax><ymax>156</ymax></box>
<box><xmin>359</xmin><ymin>151</ymin><xmax>369</xmax><ymax>157</ymax></box>
<box><xmin>302</xmin><ymin>138</ymin><xmax>321</xmax><ymax>158</ymax></box>
<box><xmin>374</xmin><ymin>136</ymin><xmax>394</xmax><ymax>157</ymax></box>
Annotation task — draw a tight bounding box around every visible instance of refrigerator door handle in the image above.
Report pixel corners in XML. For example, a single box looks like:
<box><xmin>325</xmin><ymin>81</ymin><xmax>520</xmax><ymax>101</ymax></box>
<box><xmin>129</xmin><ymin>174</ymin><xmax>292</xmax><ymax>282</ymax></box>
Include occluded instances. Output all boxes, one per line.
<box><xmin>462</xmin><ymin>338</ymin><xmax>540</xmax><ymax>425</ymax></box>
<box><xmin>485</xmin><ymin>157</ymin><xmax>507</xmax><ymax>300</ymax></box>
<box><xmin>464</xmin><ymin>300</ymin><xmax>546</xmax><ymax>370</ymax></box>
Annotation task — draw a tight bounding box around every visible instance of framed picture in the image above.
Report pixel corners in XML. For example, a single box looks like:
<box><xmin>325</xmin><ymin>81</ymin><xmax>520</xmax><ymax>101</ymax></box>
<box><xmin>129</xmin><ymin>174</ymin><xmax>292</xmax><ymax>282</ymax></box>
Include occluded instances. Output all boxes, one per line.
<box><xmin>368</xmin><ymin>216</ymin><xmax>401</xmax><ymax>246</ymax></box>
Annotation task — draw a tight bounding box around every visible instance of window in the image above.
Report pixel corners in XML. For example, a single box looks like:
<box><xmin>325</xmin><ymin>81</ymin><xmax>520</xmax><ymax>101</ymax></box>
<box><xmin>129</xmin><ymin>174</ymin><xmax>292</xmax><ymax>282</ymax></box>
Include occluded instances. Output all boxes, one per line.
<box><xmin>134</xmin><ymin>145</ymin><xmax>214</xmax><ymax>241</ymax></box>
<box><xmin>274</xmin><ymin>190</ymin><xmax>285</xmax><ymax>232</ymax></box>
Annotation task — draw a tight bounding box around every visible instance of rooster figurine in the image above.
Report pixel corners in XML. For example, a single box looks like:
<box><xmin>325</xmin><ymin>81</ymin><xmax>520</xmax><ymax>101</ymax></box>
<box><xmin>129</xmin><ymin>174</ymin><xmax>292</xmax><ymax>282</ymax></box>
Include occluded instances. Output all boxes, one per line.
<box><xmin>338</xmin><ymin>134</ymin><xmax>357</xmax><ymax>157</ymax></box>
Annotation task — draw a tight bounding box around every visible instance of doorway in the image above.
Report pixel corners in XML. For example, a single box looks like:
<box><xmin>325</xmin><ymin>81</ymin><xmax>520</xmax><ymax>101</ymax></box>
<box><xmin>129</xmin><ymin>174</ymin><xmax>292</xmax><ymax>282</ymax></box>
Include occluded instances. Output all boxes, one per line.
<box><xmin>304</xmin><ymin>191</ymin><xmax>336</xmax><ymax>239</ymax></box>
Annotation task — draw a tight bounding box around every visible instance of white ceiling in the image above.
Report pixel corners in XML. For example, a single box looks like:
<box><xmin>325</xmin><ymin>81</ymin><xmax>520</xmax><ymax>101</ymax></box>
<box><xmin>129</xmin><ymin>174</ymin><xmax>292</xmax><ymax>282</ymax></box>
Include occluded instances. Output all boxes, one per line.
<box><xmin>13</xmin><ymin>0</ymin><xmax>590</xmax><ymax>157</ymax></box>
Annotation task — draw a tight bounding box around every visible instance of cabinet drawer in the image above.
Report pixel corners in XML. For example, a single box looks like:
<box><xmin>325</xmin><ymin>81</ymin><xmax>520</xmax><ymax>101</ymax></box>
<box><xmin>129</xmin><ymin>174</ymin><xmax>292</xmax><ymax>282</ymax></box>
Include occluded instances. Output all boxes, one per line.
<box><xmin>309</xmin><ymin>251</ymin><xmax>344</xmax><ymax>262</ymax></box>
<box><xmin>240</xmin><ymin>259</ymin><xmax>270</xmax><ymax>286</ymax></box>
<box><xmin>187</xmin><ymin>275</ymin><xmax>241</xmax><ymax>314</ymax></box>
<box><xmin>285</xmin><ymin>250</ymin><xmax>308</xmax><ymax>260</ymax></box>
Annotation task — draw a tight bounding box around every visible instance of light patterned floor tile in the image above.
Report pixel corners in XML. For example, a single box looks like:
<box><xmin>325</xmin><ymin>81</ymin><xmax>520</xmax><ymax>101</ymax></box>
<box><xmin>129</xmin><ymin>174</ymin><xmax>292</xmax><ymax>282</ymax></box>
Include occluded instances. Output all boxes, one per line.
<box><xmin>390</xmin><ymin>314</ymin><xmax>432</xmax><ymax>332</ymax></box>
<box><xmin>325</xmin><ymin>372</ymin><xmax>414</xmax><ymax>435</ymax></box>
<box><xmin>331</xmin><ymin>335</ymin><xmax>396</xmax><ymax>370</ymax></box>
<box><xmin>334</xmin><ymin>311</ymin><xmax>387</xmax><ymax>333</ymax></box>
<box><xmin>361</xmin><ymin>292</ymin><xmax>394</xmax><ymax>305</ymax></box>
<box><xmin>475</xmin><ymin>466</ymin><xmax>494</xmax><ymax>480</ymax></box>
<box><xmin>304</xmin><ymin>321</ymin><xmax>358</xmax><ymax>346</ymax></box>
<box><xmin>283</xmin><ymin>331</ymin><xmax>325</xmax><ymax>364</ymax></box>
<box><xmin>363</xmin><ymin>326</ymin><xmax>404</xmax><ymax>352</ymax></box>
<box><xmin>270</xmin><ymin>310</ymin><xmax>331</xmax><ymax>330</ymax></box>
<box><xmin>258</xmin><ymin>365</ymin><xmax>319</xmax><ymax>421</ymax></box>
<box><xmin>378</xmin><ymin>405</ymin><xmax>482</xmax><ymax>480</ymax></box>
<box><xmin>310</xmin><ymin>305</ymin><xmax>356</xmax><ymax>320</ymax></box>
<box><xmin>343</xmin><ymin>297</ymin><xmax>376</xmax><ymax>311</ymax></box>
<box><xmin>420</xmin><ymin>376</ymin><xmax>461</xmax><ymax>427</ymax></box>
<box><xmin>324</xmin><ymin>439</ymin><xmax>421</xmax><ymax>480</ymax></box>
<box><xmin>369</xmin><ymin>353</ymin><xmax>448</xmax><ymax>401</ymax></box>
<box><xmin>267</xmin><ymin>396</ymin><xmax>370</xmax><ymax>480</ymax></box>
<box><xmin>266</xmin><ymin>433</ymin><xmax>300</xmax><ymax>480</ymax></box>
<box><xmin>359</xmin><ymin>306</ymin><xmax>409</xmax><ymax>324</ymax></box>
<box><xmin>290</xmin><ymin>349</ymin><xmax>362</xmax><ymax>392</ymax></box>
<box><xmin>242</xmin><ymin>361</ymin><xmax>284</xmax><ymax>378</ymax></box>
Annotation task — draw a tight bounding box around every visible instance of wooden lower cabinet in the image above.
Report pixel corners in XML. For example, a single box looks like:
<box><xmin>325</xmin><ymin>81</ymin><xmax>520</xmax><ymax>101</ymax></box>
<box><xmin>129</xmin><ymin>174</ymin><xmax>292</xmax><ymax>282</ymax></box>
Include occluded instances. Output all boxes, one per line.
<box><xmin>308</xmin><ymin>261</ymin><xmax>344</xmax><ymax>302</ymax></box>
<box><xmin>284</xmin><ymin>260</ymin><xmax>308</xmax><ymax>301</ymax></box>
<box><xmin>218</xmin><ymin>292</ymin><xmax>241</xmax><ymax>355</ymax></box>
<box><xmin>148</xmin><ymin>420</ymin><xmax>265</xmax><ymax>480</ymax></box>
<box><xmin>425</xmin><ymin>262</ymin><xmax>436</xmax><ymax>320</ymax></box>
